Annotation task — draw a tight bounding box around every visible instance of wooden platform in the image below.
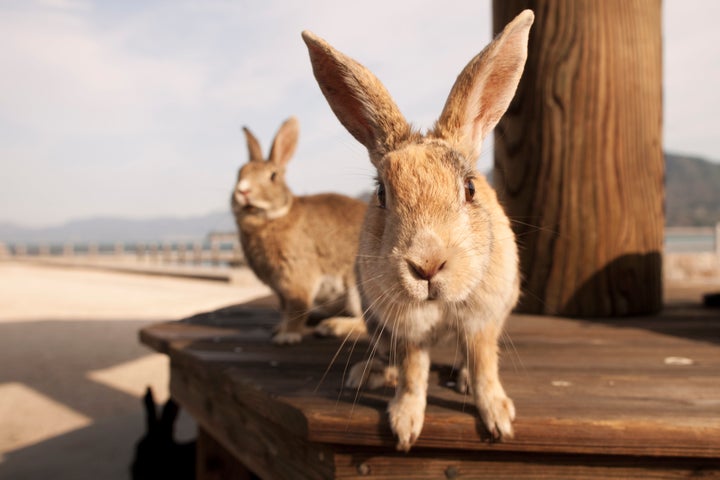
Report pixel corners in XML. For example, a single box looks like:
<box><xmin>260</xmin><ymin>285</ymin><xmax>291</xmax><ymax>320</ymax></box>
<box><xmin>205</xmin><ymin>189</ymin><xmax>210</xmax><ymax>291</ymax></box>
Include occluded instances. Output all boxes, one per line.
<box><xmin>140</xmin><ymin>291</ymin><xmax>720</xmax><ymax>479</ymax></box>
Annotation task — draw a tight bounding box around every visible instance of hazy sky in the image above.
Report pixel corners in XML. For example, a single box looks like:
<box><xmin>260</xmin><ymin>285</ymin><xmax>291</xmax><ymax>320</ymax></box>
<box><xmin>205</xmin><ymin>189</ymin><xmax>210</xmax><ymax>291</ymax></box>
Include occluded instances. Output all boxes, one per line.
<box><xmin>1</xmin><ymin>0</ymin><xmax>718</xmax><ymax>227</ymax></box>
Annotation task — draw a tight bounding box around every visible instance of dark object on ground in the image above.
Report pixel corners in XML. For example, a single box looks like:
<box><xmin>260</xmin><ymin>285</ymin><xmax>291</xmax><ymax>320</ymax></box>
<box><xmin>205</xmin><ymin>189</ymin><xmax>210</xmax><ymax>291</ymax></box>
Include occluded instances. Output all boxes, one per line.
<box><xmin>703</xmin><ymin>292</ymin><xmax>720</xmax><ymax>308</ymax></box>
<box><xmin>130</xmin><ymin>387</ymin><xmax>196</xmax><ymax>480</ymax></box>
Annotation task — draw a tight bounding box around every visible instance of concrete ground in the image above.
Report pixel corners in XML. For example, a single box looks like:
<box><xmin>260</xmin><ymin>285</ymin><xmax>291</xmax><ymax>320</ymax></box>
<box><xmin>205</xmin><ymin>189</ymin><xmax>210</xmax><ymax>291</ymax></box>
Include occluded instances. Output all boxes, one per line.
<box><xmin>0</xmin><ymin>261</ymin><xmax>271</xmax><ymax>480</ymax></box>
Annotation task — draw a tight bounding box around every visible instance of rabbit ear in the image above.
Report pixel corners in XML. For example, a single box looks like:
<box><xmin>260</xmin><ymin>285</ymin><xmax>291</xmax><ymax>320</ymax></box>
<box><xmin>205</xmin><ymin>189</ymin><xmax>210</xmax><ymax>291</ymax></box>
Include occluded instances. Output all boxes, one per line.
<box><xmin>268</xmin><ymin>116</ymin><xmax>299</xmax><ymax>168</ymax></box>
<box><xmin>433</xmin><ymin>9</ymin><xmax>534</xmax><ymax>163</ymax></box>
<box><xmin>302</xmin><ymin>31</ymin><xmax>411</xmax><ymax>165</ymax></box>
<box><xmin>160</xmin><ymin>398</ymin><xmax>179</xmax><ymax>436</ymax></box>
<box><xmin>243</xmin><ymin>126</ymin><xmax>265</xmax><ymax>163</ymax></box>
<box><xmin>142</xmin><ymin>387</ymin><xmax>157</xmax><ymax>431</ymax></box>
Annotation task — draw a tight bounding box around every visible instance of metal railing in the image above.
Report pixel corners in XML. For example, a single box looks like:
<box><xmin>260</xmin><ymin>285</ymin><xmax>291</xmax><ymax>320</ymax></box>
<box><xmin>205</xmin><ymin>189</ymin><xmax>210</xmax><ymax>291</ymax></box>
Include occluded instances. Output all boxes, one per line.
<box><xmin>0</xmin><ymin>232</ymin><xmax>245</xmax><ymax>267</ymax></box>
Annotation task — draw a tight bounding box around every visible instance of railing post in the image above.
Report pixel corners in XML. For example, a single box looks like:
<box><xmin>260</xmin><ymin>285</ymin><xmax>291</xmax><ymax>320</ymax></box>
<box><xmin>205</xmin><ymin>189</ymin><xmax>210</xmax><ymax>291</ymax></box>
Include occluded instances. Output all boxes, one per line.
<box><xmin>211</xmin><ymin>243</ymin><xmax>220</xmax><ymax>266</ymax></box>
<box><xmin>149</xmin><ymin>243</ymin><xmax>158</xmax><ymax>263</ymax></box>
<box><xmin>114</xmin><ymin>242</ymin><xmax>124</xmax><ymax>258</ymax></box>
<box><xmin>232</xmin><ymin>243</ymin><xmax>244</xmax><ymax>267</ymax></box>
<box><xmin>193</xmin><ymin>242</ymin><xmax>203</xmax><ymax>265</ymax></box>
<box><xmin>162</xmin><ymin>243</ymin><xmax>172</xmax><ymax>264</ymax></box>
<box><xmin>178</xmin><ymin>243</ymin><xmax>187</xmax><ymax>264</ymax></box>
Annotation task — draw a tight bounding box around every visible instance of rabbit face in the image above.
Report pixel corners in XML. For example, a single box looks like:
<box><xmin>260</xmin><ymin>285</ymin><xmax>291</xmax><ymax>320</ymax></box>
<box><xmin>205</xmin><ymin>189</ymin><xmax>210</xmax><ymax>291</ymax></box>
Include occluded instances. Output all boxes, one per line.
<box><xmin>359</xmin><ymin>141</ymin><xmax>492</xmax><ymax>308</ymax></box>
<box><xmin>231</xmin><ymin>117</ymin><xmax>298</xmax><ymax>221</ymax></box>
<box><xmin>231</xmin><ymin>161</ymin><xmax>292</xmax><ymax>219</ymax></box>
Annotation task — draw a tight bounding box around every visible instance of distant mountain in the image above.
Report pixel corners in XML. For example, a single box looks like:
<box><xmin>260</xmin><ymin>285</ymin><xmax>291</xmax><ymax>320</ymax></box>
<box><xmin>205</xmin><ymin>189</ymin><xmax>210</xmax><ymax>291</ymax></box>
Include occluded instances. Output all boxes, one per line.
<box><xmin>0</xmin><ymin>211</ymin><xmax>236</xmax><ymax>244</ymax></box>
<box><xmin>665</xmin><ymin>152</ymin><xmax>720</xmax><ymax>227</ymax></box>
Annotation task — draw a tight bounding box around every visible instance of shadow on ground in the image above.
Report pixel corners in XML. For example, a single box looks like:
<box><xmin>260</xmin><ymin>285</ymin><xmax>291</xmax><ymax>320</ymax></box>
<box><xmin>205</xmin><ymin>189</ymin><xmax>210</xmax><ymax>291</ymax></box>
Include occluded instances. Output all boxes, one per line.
<box><xmin>0</xmin><ymin>318</ymin><xmax>198</xmax><ymax>480</ymax></box>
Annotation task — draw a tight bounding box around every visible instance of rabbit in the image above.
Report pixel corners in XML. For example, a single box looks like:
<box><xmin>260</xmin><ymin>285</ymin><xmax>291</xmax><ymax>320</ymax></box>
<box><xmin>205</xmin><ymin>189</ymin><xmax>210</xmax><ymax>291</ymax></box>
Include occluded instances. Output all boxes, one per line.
<box><xmin>130</xmin><ymin>387</ymin><xmax>196</xmax><ymax>480</ymax></box>
<box><xmin>231</xmin><ymin>116</ymin><xmax>368</xmax><ymax>345</ymax></box>
<box><xmin>302</xmin><ymin>9</ymin><xmax>534</xmax><ymax>451</ymax></box>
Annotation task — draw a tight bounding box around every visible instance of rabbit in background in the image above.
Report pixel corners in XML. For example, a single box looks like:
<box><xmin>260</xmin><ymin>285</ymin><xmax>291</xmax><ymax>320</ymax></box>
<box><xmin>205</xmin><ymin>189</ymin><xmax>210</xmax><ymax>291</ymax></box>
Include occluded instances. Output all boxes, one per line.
<box><xmin>303</xmin><ymin>10</ymin><xmax>534</xmax><ymax>451</ymax></box>
<box><xmin>231</xmin><ymin>117</ymin><xmax>368</xmax><ymax>345</ymax></box>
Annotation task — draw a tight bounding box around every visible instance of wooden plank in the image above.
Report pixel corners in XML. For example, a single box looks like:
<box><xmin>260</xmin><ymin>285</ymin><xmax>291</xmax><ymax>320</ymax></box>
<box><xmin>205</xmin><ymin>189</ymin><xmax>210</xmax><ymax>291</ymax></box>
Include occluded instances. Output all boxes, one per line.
<box><xmin>196</xmin><ymin>428</ymin><xmax>257</xmax><ymax>480</ymax></box>
<box><xmin>171</xmin><ymin>360</ymin><xmax>335</xmax><ymax>480</ymax></box>
<box><xmin>140</xmin><ymin>291</ymin><xmax>720</xmax><ymax>469</ymax></box>
<box><xmin>333</xmin><ymin>448</ymin><xmax>720</xmax><ymax>479</ymax></box>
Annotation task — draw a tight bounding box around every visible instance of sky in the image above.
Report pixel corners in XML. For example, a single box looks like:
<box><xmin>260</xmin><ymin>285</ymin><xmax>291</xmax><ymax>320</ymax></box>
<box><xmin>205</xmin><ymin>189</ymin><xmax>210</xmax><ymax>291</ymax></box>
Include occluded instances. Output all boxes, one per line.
<box><xmin>1</xmin><ymin>0</ymin><xmax>718</xmax><ymax>228</ymax></box>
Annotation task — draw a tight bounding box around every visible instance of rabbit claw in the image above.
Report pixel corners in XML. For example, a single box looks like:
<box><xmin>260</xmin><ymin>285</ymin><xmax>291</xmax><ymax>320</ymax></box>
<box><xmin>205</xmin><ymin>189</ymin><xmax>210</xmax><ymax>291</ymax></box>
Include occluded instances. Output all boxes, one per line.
<box><xmin>388</xmin><ymin>392</ymin><xmax>425</xmax><ymax>452</ymax></box>
<box><xmin>271</xmin><ymin>331</ymin><xmax>303</xmax><ymax>345</ymax></box>
<box><xmin>477</xmin><ymin>392</ymin><xmax>515</xmax><ymax>441</ymax></box>
<box><xmin>314</xmin><ymin>316</ymin><xmax>367</xmax><ymax>338</ymax></box>
<box><xmin>346</xmin><ymin>359</ymin><xmax>397</xmax><ymax>389</ymax></box>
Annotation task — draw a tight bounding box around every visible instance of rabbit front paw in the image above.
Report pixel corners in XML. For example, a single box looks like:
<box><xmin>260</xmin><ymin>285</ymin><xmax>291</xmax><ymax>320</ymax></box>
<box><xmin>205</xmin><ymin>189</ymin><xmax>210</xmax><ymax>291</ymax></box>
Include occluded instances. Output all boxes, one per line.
<box><xmin>476</xmin><ymin>391</ymin><xmax>515</xmax><ymax>441</ymax></box>
<box><xmin>346</xmin><ymin>359</ymin><xmax>398</xmax><ymax>389</ymax></box>
<box><xmin>272</xmin><ymin>331</ymin><xmax>303</xmax><ymax>345</ymax></box>
<box><xmin>455</xmin><ymin>365</ymin><xmax>469</xmax><ymax>394</ymax></box>
<box><xmin>388</xmin><ymin>393</ymin><xmax>426</xmax><ymax>452</ymax></box>
<box><xmin>314</xmin><ymin>316</ymin><xmax>367</xmax><ymax>338</ymax></box>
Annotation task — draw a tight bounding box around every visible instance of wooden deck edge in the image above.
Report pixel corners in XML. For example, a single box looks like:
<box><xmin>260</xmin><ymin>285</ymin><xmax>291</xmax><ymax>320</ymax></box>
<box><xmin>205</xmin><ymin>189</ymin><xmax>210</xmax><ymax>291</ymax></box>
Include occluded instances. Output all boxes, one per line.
<box><xmin>140</xmin><ymin>317</ymin><xmax>720</xmax><ymax>466</ymax></box>
<box><xmin>167</xmin><ymin>352</ymin><xmax>720</xmax><ymax>479</ymax></box>
<box><xmin>169</xmin><ymin>359</ymin><xmax>335</xmax><ymax>480</ymax></box>
<box><xmin>301</xmin><ymin>412</ymin><xmax>720</xmax><ymax>460</ymax></box>
<box><xmin>332</xmin><ymin>447</ymin><xmax>720</xmax><ymax>479</ymax></box>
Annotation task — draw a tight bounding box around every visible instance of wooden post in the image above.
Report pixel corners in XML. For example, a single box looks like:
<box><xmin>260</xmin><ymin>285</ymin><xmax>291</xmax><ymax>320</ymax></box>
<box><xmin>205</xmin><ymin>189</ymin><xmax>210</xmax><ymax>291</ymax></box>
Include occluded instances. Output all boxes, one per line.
<box><xmin>493</xmin><ymin>0</ymin><xmax>664</xmax><ymax>316</ymax></box>
<box><xmin>196</xmin><ymin>428</ymin><xmax>256</xmax><ymax>480</ymax></box>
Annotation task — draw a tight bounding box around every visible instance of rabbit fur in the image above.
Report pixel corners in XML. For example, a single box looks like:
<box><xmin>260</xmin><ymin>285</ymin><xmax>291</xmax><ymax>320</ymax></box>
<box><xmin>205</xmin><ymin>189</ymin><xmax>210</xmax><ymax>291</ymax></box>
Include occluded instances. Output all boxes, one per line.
<box><xmin>231</xmin><ymin>117</ymin><xmax>368</xmax><ymax>344</ymax></box>
<box><xmin>302</xmin><ymin>10</ymin><xmax>534</xmax><ymax>450</ymax></box>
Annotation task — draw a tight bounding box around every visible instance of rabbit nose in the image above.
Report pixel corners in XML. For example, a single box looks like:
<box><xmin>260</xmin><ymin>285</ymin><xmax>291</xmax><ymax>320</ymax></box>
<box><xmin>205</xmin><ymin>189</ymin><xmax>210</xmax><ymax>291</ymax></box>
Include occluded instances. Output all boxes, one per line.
<box><xmin>236</xmin><ymin>179</ymin><xmax>251</xmax><ymax>195</ymax></box>
<box><xmin>407</xmin><ymin>258</ymin><xmax>446</xmax><ymax>281</ymax></box>
<box><xmin>236</xmin><ymin>187</ymin><xmax>250</xmax><ymax>200</ymax></box>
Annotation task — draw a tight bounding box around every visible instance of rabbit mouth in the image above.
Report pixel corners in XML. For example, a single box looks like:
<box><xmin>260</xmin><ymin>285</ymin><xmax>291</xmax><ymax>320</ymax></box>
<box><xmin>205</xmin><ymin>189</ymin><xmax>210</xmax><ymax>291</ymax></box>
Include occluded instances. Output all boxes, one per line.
<box><xmin>232</xmin><ymin>201</ymin><xmax>262</xmax><ymax>215</ymax></box>
<box><xmin>398</xmin><ymin>273</ymin><xmax>472</xmax><ymax>304</ymax></box>
<box><xmin>409</xmin><ymin>279</ymin><xmax>438</xmax><ymax>302</ymax></box>
<box><xmin>242</xmin><ymin>204</ymin><xmax>261</xmax><ymax>213</ymax></box>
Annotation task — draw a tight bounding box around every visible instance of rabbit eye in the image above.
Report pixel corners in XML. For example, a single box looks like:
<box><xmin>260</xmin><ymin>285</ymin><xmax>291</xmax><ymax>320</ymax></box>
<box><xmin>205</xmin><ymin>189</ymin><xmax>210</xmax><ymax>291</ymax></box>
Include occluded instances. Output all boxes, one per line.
<box><xmin>376</xmin><ymin>182</ymin><xmax>386</xmax><ymax>209</ymax></box>
<box><xmin>464</xmin><ymin>178</ymin><xmax>475</xmax><ymax>202</ymax></box>
<box><xmin>270</xmin><ymin>172</ymin><xmax>277</xmax><ymax>182</ymax></box>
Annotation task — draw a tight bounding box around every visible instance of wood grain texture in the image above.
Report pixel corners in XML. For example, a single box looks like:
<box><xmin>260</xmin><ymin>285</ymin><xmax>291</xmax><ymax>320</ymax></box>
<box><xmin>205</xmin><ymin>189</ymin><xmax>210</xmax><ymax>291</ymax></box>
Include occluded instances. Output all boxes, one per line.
<box><xmin>333</xmin><ymin>448</ymin><xmax>720</xmax><ymax>480</ymax></box>
<box><xmin>492</xmin><ymin>0</ymin><xmax>664</xmax><ymax>316</ymax></box>
<box><xmin>196</xmin><ymin>428</ymin><xmax>258</xmax><ymax>480</ymax></box>
<box><xmin>140</xmin><ymin>296</ymin><xmax>720</xmax><ymax>479</ymax></box>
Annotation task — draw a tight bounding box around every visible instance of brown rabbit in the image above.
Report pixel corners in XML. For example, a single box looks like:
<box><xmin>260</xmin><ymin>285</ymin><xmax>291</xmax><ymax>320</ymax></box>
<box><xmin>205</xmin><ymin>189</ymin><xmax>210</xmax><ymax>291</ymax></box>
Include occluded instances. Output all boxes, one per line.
<box><xmin>231</xmin><ymin>117</ymin><xmax>367</xmax><ymax>344</ymax></box>
<box><xmin>302</xmin><ymin>10</ymin><xmax>533</xmax><ymax>450</ymax></box>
